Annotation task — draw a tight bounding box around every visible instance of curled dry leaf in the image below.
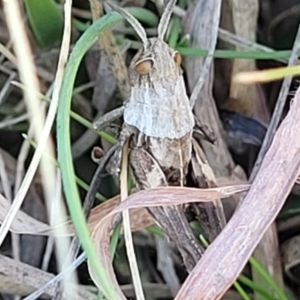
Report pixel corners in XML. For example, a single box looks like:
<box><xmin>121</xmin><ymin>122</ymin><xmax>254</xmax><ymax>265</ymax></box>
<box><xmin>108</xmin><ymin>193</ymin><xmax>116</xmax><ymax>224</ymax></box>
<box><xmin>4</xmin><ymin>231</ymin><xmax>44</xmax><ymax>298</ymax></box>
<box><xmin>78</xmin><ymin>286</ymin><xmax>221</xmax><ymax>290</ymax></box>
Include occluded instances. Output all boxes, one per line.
<box><xmin>87</xmin><ymin>184</ymin><xmax>250</xmax><ymax>299</ymax></box>
<box><xmin>87</xmin><ymin>195</ymin><xmax>154</xmax><ymax>234</ymax></box>
<box><xmin>0</xmin><ymin>193</ymin><xmax>153</xmax><ymax>236</ymax></box>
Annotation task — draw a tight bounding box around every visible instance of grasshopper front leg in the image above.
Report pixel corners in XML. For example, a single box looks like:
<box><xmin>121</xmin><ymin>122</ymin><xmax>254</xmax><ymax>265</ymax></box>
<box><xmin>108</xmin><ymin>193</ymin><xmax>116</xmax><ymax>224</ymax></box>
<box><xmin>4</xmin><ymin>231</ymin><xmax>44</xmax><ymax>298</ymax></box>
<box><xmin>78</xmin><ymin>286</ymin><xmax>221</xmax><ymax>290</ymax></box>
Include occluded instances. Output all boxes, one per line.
<box><xmin>93</xmin><ymin>106</ymin><xmax>125</xmax><ymax>131</ymax></box>
<box><xmin>103</xmin><ymin>122</ymin><xmax>136</xmax><ymax>176</ymax></box>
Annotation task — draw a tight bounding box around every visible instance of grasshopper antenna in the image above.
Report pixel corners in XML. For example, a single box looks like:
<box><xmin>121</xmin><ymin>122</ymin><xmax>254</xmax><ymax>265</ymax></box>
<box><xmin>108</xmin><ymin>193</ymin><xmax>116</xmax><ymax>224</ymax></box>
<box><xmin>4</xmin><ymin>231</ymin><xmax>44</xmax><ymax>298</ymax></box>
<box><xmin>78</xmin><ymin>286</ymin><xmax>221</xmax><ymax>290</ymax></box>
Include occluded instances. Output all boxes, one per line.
<box><xmin>158</xmin><ymin>0</ymin><xmax>176</xmax><ymax>40</ymax></box>
<box><xmin>106</xmin><ymin>1</ymin><xmax>148</xmax><ymax>44</ymax></box>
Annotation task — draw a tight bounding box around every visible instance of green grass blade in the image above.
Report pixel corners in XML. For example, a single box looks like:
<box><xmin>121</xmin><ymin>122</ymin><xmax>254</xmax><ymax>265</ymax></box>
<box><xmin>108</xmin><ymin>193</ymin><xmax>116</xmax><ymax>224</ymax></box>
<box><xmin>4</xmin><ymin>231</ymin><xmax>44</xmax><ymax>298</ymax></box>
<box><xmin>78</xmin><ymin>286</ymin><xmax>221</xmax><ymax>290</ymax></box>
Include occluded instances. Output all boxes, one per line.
<box><xmin>177</xmin><ymin>47</ymin><xmax>292</xmax><ymax>60</ymax></box>
<box><xmin>238</xmin><ymin>275</ymin><xmax>277</xmax><ymax>300</ymax></box>
<box><xmin>233</xmin><ymin>280</ymin><xmax>252</xmax><ymax>300</ymax></box>
<box><xmin>56</xmin><ymin>10</ymin><xmax>140</xmax><ymax>299</ymax></box>
<box><xmin>249</xmin><ymin>258</ymin><xmax>288</xmax><ymax>300</ymax></box>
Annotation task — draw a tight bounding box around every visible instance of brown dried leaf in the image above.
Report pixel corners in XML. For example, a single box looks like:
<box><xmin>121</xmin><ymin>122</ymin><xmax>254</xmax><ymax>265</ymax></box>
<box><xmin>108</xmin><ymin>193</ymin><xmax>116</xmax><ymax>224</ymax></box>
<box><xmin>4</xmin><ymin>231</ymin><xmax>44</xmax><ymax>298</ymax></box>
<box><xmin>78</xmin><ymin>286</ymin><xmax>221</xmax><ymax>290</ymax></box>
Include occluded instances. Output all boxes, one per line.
<box><xmin>87</xmin><ymin>184</ymin><xmax>250</xmax><ymax>298</ymax></box>
<box><xmin>0</xmin><ymin>193</ymin><xmax>153</xmax><ymax>236</ymax></box>
<box><xmin>88</xmin><ymin>196</ymin><xmax>154</xmax><ymax>234</ymax></box>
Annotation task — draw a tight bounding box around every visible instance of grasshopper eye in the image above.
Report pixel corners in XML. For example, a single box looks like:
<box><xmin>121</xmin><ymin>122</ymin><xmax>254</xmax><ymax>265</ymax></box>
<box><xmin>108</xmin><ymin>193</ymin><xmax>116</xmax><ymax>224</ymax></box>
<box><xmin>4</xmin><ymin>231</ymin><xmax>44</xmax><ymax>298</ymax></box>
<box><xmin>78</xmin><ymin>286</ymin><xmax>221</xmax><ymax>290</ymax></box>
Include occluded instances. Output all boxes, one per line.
<box><xmin>174</xmin><ymin>52</ymin><xmax>182</xmax><ymax>66</ymax></box>
<box><xmin>134</xmin><ymin>58</ymin><xmax>154</xmax><ymax>75</ymax></box>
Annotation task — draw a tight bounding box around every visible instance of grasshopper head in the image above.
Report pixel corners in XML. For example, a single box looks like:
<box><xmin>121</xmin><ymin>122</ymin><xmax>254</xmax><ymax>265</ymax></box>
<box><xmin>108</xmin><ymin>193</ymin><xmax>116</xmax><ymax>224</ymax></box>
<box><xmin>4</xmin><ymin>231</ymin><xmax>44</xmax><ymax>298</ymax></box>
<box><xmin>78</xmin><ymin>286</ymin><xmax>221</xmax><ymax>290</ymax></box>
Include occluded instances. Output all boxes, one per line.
<box><xmin>128</xmin><ymin>38</ymin><xmax>182</xmax><ymax>83</ymax></box>
<box><xmin>107</xmin><ymin>1</ymin><xmax>181</xmax><ymax>82</ymax></box>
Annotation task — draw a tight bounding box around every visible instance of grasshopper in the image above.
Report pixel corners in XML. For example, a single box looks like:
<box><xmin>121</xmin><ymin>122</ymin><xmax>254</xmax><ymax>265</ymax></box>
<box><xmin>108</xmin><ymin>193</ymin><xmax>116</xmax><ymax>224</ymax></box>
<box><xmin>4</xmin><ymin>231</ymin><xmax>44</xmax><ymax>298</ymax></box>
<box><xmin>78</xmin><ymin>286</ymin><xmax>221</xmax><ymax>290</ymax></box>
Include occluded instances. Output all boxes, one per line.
<box><xmin>95</xmin><ymin>0</ymin><xmax>226</xmax><ymax>272</ymax></box>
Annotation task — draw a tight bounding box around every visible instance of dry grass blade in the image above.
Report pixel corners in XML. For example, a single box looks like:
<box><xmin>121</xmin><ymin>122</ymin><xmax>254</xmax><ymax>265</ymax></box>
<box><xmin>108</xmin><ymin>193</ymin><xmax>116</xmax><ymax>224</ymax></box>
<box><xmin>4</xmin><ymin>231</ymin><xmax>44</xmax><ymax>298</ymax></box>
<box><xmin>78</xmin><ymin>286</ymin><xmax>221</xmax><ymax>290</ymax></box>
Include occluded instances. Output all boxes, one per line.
<box><xmin>0</xmin><ymin>0</ymin><xmax>71</xmax><ymax>264</ymax></box>
<box><xmin>0</xmin><ymin>42</ymin><xmax>17</xmax><ymax>66</ymax></box>
<box><xmin>186</xmin><ymin>0</ymin><xmax>221</xmax><ymax>109</ymax></box>
<box><xmin>174</xmin><ymin>84</ymin><xmax>300</xmax><ymax>300</ymax></box>
<box><xmin>87</xmin><ymin>184</ymin><xmax>249</xmax><ymax>298</ymax></box>
<box><xmin>1</xmin><ymin>4</ymin><xmax>77</xmax><ymax>294</ymax></box>
<box><xmin>120</xmin><ymin>140</ymin><xmax>145</xmax><ymax>299</ymax></box>
<box><xmin>0</xmin><ymin>0</ymin><xmax>47</xmax><ymax>247</ymax></box>
<box><xmin>228</xmin><ymin>0</ymin><xmax>260</xmax><ymax>117</ymax></box>
<box><xmin>0</xmin><ymin>193</ymin><xmax>154</xmax><ymax>236</ymax></box>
